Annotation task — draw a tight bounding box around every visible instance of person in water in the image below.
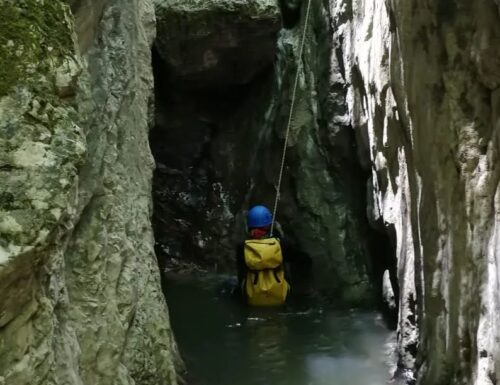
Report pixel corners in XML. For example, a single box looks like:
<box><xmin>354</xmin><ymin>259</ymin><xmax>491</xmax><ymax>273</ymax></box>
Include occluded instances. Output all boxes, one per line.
<box><xmin>236</xmin><ymin>205</ymin><xmax>291</xmax><ymax>306</ymax></box>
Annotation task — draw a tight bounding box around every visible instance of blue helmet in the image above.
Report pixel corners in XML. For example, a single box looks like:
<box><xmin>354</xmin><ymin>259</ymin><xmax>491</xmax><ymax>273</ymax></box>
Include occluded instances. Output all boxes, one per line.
<box><xmin>247</xmin><ymin>205</ymin><xmax>273</xmax><ymax>228</ymax></box>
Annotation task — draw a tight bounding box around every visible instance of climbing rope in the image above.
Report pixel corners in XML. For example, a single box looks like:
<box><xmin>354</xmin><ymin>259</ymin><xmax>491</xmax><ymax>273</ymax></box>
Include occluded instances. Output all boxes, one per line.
<box><xmin>270</xmin><ymin>0</ymin><xmax>313</xmax><ymax>236</ymax></box>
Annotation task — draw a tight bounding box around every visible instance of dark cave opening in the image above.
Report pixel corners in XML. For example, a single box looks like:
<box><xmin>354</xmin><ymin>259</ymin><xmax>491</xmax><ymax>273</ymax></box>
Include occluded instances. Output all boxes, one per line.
<box><xmin>150</xmin><ymin>42</ymin><xmax>314</xmax><ymax>281</ymax></box>
<box><xmin>149</xmin><ymin>28</ymin><xmax>284</xmax><ymax>272</ymax></box>
<box><xmin>149</xmin><ymin>39</ymin><xmax>316</xmax><ymax>301</ymax></box>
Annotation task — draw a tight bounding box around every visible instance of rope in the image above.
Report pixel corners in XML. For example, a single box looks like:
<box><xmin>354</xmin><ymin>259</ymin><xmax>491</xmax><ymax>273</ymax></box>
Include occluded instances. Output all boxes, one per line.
<box><xmin>270</xmin><ymin>0</ymin><xmax>313</xmax><ymax>236</ymax></box>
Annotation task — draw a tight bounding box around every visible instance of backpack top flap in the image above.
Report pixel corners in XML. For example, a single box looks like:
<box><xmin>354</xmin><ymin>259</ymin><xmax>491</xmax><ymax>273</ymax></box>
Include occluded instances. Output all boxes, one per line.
<box><xmin>244</xmin><ymin>238</ymin><xmax>283</xmax><ymax>270</ymax></box>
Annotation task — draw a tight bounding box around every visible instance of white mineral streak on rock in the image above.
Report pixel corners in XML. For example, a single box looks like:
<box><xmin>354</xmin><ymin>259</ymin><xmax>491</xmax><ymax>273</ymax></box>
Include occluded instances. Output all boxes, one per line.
<box><xmin>383</xmin><ymin>269</ymin><xmax>396</xmax><ymax>310</ymax></box>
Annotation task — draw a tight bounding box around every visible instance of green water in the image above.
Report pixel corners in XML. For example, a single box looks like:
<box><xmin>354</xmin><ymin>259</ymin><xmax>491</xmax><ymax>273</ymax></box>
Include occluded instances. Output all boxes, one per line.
<box><xmin>164</xmin><ymin>275</ymin><xmax>393</xmax><ymax>385</ymax></box>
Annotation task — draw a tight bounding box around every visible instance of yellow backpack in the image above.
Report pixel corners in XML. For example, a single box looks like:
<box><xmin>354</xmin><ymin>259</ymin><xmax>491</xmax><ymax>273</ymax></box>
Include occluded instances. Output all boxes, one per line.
<box><xmin>244</xmin><ymin>237</ymin><xmax>290</xmax><ymax>306</ymax></box>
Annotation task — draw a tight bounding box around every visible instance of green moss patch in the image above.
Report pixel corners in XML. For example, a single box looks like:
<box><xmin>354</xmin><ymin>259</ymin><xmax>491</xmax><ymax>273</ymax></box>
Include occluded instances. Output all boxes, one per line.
<box><xmin>0</xmin><ymin>0</ymin><xmax>74</xmax><ymax>96</ymax></box>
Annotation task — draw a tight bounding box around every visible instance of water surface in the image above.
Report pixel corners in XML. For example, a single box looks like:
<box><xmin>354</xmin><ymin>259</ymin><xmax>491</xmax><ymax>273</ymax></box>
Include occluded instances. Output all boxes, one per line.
<box><xmin>164</xmin><ymin>274</ymin><xmax>393</xmax><ymax>385</ymax></box>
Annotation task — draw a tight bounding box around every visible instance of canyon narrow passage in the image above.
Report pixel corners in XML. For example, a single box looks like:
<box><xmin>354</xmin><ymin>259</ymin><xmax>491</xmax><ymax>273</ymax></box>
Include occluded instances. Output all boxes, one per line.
<box><xmin>148</xmin><ymin>1</ymin><xmax>397</xmax><ymax>383</ymax></box>
<box><xmin>2</xmin><ymin>0</ymin><xmax>499</xmax><ymax>384</ymax></box>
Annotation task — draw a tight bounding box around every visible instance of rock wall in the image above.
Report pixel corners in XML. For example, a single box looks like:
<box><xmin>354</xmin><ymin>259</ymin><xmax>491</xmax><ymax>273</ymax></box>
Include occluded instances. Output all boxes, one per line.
<box><xmin>0</xmin><ymin>1</ymin><xmax>179</xmax><ymax>384</ymax></box>
<box><xmin>332</xmin><ymin>0</ymin><xmax>500</xmax><ymax>383</ymax></box>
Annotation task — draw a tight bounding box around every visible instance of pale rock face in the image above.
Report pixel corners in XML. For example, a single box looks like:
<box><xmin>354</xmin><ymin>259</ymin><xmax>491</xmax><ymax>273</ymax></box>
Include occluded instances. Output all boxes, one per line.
<box><xmin>383</xmin><ymin>269</ymin><xmax>396</xmax><ymax>311</ymax></box>
<box><xmin>0</xmin><ymin>1</ymin><xmax>179</xmax><ymax>384</ymax></box>
<box><xmin>331</xmin><ymin>0</ymin><xmax>500</xmax><ymax>383</ymax></box>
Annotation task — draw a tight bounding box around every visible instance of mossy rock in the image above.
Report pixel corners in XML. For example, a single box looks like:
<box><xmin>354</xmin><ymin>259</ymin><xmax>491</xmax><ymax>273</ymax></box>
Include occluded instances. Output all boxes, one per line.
<box><xmin>0</xmin><ymin>0</ymin><xmax>74</xmax><ymax>96</ymax></box>
<box><xmin>0</xmin><ymin>0</ymin><xmax>85</xmax><ymax>260</ymax></box>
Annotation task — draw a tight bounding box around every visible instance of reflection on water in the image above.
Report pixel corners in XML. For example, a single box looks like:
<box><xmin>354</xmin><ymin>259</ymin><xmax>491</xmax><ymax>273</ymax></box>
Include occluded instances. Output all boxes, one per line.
<box><xmin>164</xmin><ymin>274</ymin><xmax>394</xmax><ymax>385</ymax></box>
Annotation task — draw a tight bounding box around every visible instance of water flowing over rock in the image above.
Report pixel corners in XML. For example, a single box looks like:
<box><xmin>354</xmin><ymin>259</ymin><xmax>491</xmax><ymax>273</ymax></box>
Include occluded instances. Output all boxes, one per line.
<box><xmin>0</xmin><ymin>1</ymin><xmax>180</xmax><ymax>384</ymax></box>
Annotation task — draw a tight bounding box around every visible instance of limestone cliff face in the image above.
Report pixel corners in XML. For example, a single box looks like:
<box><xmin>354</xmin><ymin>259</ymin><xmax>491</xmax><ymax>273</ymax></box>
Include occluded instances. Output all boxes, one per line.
<box><xmin>0</xmin><ymin>1</ymin><xmax>179</xmax><ymax>384</ymax></box>
<box><xmin>331</xmin><ymin>0</ymin><xmax>500</xmax><ymax>383</ymax></box>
